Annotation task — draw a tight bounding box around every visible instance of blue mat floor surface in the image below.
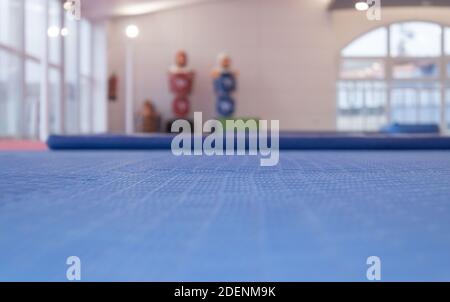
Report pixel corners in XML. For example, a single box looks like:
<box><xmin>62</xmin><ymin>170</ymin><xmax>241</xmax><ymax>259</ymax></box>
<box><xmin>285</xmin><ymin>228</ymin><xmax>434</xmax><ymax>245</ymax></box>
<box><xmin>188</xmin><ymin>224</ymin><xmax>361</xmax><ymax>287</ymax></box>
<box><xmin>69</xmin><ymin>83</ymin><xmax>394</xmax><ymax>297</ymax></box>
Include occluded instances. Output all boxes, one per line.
<box><xmin>1</xmin><ymin>150</ymin><xmax>450</xmax><ymax>281</ymax></box>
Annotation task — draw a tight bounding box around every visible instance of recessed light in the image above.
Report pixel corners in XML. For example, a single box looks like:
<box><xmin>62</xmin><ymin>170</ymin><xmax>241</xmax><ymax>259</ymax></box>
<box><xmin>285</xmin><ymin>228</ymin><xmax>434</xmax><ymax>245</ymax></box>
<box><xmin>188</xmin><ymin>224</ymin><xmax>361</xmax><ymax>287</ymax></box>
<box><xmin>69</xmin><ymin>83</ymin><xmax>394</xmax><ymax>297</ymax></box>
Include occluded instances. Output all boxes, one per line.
<box><xmin>61</xmin><ymin>28</ymin><xmax>69</xmax><ymax>37</ymax></box>
<box><xmin>126</xmin><ymin>25</ymin><xmax>140</xmax><ymax>39</ymax></box>
<box><xmin>47</xmin><ymin>26</ymin><xmax>60</xmax><ymax>38</ymax></box>
<box><xmin>63</xmin><ymin>1</ymin><xmax>73</xmax><ymax>11</ymax></box>
<box><xmin>355</xmin><ymin>1</ymin><xmax>369</xmax><ymax>11</ymax></box>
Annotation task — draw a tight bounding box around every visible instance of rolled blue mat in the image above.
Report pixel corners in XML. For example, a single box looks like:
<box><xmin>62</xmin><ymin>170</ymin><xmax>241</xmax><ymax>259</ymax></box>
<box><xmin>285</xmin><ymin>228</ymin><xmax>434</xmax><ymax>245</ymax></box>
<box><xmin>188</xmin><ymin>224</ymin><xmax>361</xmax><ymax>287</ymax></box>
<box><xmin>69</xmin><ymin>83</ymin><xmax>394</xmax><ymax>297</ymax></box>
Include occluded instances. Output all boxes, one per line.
<box><xmin>381</xmin><ymin>123</ymin><xmax>440</xmax><ymax>134</ymax></box>
<box><xmin>47</xmin><ymin>133</ymin><xmax>450</xmax><ymax>150</ymax></box>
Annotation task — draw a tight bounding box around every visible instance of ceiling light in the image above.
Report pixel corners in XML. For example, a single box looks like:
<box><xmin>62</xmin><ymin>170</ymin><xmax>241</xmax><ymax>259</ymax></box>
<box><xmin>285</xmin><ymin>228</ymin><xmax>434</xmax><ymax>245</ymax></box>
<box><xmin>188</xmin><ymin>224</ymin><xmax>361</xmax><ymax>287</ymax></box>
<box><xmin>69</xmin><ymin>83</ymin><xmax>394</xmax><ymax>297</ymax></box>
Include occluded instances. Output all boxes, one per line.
<box><xmin>63</xmin><ymin>1</ymin><xmax>73</xmax><ymax>11</ymax></box>
<box><xmin>355</xmin><ymin>1</ymin><xmax>369</xmax><ymax>11</ymax></box>
<box><xmin>126</xmin><ymin>25</ymin><xmax>140</xmax><ymax>39</ymax></box>
<box><xmin>61</xmin><ymin>27</ymin><xmax>69</xmax><ymax>37</ymax></box>
<box><xmin>47</xmin><ymin>26</ymin><xmax>60</xmax><ymax>38</ymax></box>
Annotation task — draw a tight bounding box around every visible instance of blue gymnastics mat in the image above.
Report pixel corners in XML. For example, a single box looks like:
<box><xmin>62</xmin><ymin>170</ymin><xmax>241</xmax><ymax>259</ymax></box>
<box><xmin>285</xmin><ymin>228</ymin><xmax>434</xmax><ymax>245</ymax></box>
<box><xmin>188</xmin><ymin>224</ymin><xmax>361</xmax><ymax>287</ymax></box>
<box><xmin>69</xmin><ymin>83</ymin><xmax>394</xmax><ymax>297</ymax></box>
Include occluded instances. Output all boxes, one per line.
<box><xmin>47</xmin><ymin>133</ymin><xmax>450</xmax><ymax>150</ymax></box>
<box><xmin>1</xmin><ymin>150</ymin><xmax>450</xmax><ymax>281</ymax></box>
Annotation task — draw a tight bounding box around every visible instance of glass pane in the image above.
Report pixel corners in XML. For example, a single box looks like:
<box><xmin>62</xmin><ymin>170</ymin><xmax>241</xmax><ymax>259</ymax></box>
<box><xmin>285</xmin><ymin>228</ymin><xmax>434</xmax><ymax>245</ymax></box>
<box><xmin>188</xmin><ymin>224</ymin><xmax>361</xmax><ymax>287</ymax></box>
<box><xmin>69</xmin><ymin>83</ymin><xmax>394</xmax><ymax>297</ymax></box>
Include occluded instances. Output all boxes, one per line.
<box><xmin>25</xmin><ymin>0</ymin><xmax>46</xmax><ymax>59</ymax></box>
<box><xmin>79</xmin><ymin>20</ymin><xmax>93</xmax><ymax>133</ymax></box>
<box><xmin>391</xmin><ymin>82</ymin><xmax>441</xmax><ymax>125</ymax></box>
<box><xmin>342</xmin><ymin>27</ymin><xmax>387</xmax><ymax>57</ymax></box>
<box><xmin>49</xmin><ymin>68</ymin><xmax>61</xmax><ymax>134</ymax></box>
<box><xmin>337</xmin><ymin>81</ymin><xmax>387</xmax><ymax>131</ymax></box>
<box><xmin>80</xmin><ymin>20</ymin><xmax>92</xmax><ymax>76</ymax></box>
<box><xmin>65</xmin><ymin>13</ymin><xmax>79</xmax><ymax>134</ymax></box>
<box><xmin>390</xmin><ymin>22</ymin><xmax>442</xmax><ymax>57</ymax></box>
<box><xmin>48</xmin><ymin>0</ymin><xmax>62</xmax><ymax>65</ymax></box>
<box><xmin>0</xmin><ymin>50</ymin><xmax>22</xmax><ymax>137</ymax></box>
<box><xmin>25</xmin><ymin>60</ymin><xmax>41</xmax><ymax>139</ymax></box>
<box><xmin>445</xmin><ymin>28</ymin><xmax>450</xmax><ymax>55</ymax></box>
<box><xmin>0</xmin><ymin>0</ymin><xmax>23</xmax><ymax>50</ymax></box>
<box><xmin>80</xmin><ymin>77</ymin><xmax>91</xmax><ymax>133</ymax></box>
<box><xmin>340</xmin><ymin>59</ymin><xmax>384</xmax><ymax>79</ymax></box>
<box><xmin>447</xmin><ymin>86</ymin><xmax>450</xmax><ymax>131</ymax></box>
<box><xmin>392</xmin><ymin>59</ymin><xmax>439</xmax><ymax>79</ymax></box>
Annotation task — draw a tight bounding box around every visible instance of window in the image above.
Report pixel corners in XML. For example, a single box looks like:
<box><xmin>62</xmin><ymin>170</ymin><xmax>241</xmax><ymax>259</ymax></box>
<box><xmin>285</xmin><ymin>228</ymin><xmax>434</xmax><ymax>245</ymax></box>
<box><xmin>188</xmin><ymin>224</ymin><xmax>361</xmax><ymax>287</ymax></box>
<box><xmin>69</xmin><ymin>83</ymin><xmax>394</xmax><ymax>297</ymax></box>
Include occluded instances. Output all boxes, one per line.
<box><xmin>392</xmin><ymin>59</ymin><xmax>439</xmax><ymax>79</ymax></box>
<box><xmin>80</xmin><ymin>20</ymin><xmax>92</xmax><ymax>133</ymax></box>
<box><xmin>338</xmin><ymin>22</ymin><xmax>450</xmax><ymax>132</ymax></box>
<box><xmin>391</xmin><ymin>82</ymin><xmax>441</xmax><ymax>125</ymax></box>
<box><xmin>390</xmin><ymin>22</ymin><xmax>441</xmax><ymax>57</ymax></box>
<box><xmin>25</xmin><ymin>0</ymin><xmax>46</xmax><ymax>59</ymax></box>
<box><xmin>340</xmin><ymin>59</ymin><xmax>385</xmax><ymax>79</ymax></box>
<box><xmin>48</xmin><ymin>0</ymin><xmax>62</xmax><ymax>65</ymax></box>
<box><xmin>0</xmin><ymin>0</ymin><xmax>23</xmax><ymax>50</ymax></box>
<box><xmin>446</xmin><ymin>28</ymin><xmax>450</xmax><ymax>55</ymax></box>
<box><xmin>25</xmin><ymin>60</ymin><xmax>41</xmax><ymax>139</ymax></box>
<box><xmin>0</xmin><ymin>1</ymin><xmax>106</xmax><ymax>139</ymax></box>
<box><xmin>337</xmin><ymin>81</ymin><xmax>387</xmax><ymax>131</ymax></box>
<box><xmin>49</xmin><ymin>68</ymin><xmax>62</xmax><ymax>134</ymax></box>
<box><xmin>446</xmin><ymin>86</ymin><xmax>450</xmax><ymax>130</ymax></box>
<box><xmin>444</xmin><ymin>28</ymin><xmax>450</xmax><ymax>131</ymax></box>
<box><xmin>0</xmin><ymin>50</ymin><xmax>22</xmax><ymax>137</ymax></box>
<box><xmin>64</xmin><ymin>12</ymin><xmax>79</xmax><ymax>134</ymax></box>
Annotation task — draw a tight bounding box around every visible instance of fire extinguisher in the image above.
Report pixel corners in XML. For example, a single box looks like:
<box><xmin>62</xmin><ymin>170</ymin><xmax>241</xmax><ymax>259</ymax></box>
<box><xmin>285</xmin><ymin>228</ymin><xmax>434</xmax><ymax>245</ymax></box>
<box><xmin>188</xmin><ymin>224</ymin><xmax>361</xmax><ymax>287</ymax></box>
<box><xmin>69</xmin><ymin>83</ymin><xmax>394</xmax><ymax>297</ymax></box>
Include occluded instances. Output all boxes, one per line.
<box><xmin>108</xmin><ymin>73</ymin><xmax>118</xmax><ymax>101</ymax></box>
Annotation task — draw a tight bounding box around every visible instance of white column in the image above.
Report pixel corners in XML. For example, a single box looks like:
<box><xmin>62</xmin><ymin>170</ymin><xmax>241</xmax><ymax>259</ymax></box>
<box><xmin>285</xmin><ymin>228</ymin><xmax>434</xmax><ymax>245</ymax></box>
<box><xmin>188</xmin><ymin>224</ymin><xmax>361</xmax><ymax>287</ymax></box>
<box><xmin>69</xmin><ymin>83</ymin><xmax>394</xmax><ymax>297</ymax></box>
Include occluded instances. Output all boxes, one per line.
<box><xmin>440</xmin><ymin>25</ymin><xmax>446</xmax><ymax>133</ymax></box>
<box><xmin>39</xmin><ymin>0</ymin><xmax>50</xmax><ymax>141</ymax></box>
<box><xmin>20</xmin><ymin>0</ymin><xmax>26</xmax><ymax>139</ymax></box>
<box><xmin>76</xmin><ymin>20</ymin><xmax>81</xmax><ymax>133</ymax></box>
<box><xmin>386</xmin><ymin>26</ymin><xmax>392</xmax><ymax>125</ymax></box>
<box><xmin>125</xmin><ymin>41</ymin><xmax>134</xmax><ymax>135</ymax></box>
<box><xmin>92</xmin><ymin>22</ymin><xmax>108</xmax><ymax>133</ymax></box>
<box><xmin>59</xmin><ymin>2</ymin><xmax>66</xmax><ymax>134</ymax></box>
<box><xmin>89</xmin><ymin>23</ymin><xmax>95</xmax><ymax>134</ymax></box>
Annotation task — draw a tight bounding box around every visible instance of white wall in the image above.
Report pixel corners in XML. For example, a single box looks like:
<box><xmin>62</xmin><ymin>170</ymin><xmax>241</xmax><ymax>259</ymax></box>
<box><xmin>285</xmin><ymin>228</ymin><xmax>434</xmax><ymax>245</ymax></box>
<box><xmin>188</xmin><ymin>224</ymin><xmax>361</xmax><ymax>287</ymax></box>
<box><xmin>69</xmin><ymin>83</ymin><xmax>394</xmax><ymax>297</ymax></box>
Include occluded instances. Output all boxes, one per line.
<box><xmin>107</xmin><ymin>0</ymin><xmax>450</xmax><ymax>132</ymax></box>
<box><xmin>107</xmin><ymin>0</ymin><xmax>336</xmax><ymax>132</ymax></box>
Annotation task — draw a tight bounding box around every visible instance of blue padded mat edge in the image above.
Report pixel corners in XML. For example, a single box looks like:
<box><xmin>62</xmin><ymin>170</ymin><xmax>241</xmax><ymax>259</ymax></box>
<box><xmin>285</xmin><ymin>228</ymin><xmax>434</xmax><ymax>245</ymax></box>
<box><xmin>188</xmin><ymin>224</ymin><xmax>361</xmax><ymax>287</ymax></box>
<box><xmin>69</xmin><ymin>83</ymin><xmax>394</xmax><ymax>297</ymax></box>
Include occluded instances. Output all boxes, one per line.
<box><xmin>47</xmin><ymin>133</ymin><xmax>450</xmax><ymax>150</ymax></box>
<box><xmin>381</xmin><ymin>123</ymin><xmax>440</xmax><ymax>134</ymax></box>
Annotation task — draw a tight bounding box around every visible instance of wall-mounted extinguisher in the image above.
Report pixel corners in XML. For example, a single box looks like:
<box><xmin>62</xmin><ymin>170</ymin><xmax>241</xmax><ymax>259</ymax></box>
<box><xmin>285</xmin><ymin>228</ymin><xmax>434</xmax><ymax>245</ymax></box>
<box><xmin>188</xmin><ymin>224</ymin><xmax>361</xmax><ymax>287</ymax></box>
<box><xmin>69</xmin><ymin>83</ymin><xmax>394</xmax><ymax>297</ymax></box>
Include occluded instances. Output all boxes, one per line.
<box><xmin>108</xmin><ymin>73</ymin><xmax>118</xmax><ymax>102</ymax></box>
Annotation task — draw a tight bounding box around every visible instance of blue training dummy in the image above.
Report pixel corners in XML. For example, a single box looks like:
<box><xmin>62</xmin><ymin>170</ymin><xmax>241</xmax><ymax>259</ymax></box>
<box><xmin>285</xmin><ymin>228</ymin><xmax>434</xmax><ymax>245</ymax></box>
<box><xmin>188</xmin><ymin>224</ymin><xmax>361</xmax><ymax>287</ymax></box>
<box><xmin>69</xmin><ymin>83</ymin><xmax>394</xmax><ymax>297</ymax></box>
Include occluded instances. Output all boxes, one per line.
<box><xmin>212</xmin><ymin>53</ymin><xmax>239</xmax><ymax>117</ymax></box>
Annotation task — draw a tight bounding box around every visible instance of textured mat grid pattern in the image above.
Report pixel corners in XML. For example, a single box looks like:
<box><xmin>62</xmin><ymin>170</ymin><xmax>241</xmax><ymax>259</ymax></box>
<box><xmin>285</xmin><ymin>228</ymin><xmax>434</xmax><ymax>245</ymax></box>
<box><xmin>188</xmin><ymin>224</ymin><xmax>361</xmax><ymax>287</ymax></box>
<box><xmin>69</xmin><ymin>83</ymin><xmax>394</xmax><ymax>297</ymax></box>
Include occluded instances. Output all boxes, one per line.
<box><xmin>1</xmin><ymin>150</ymin><xmax>450</xmax><ymax>281</ymax></box>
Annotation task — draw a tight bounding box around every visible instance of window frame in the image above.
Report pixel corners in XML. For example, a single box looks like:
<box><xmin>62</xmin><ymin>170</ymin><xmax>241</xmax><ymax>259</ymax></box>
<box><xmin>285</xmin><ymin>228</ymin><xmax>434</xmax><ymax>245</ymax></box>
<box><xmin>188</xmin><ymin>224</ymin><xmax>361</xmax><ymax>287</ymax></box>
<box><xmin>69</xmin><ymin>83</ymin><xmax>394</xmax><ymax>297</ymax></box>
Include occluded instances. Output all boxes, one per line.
<box><xmin>338</xmin><ymin>21</ymin><xmax>450</xmax><ymax>133</ymax></box>
<box><xmin>0</xmin><ymin>0</ymin><xmax>99</xmax><ymax>139</ymax></box>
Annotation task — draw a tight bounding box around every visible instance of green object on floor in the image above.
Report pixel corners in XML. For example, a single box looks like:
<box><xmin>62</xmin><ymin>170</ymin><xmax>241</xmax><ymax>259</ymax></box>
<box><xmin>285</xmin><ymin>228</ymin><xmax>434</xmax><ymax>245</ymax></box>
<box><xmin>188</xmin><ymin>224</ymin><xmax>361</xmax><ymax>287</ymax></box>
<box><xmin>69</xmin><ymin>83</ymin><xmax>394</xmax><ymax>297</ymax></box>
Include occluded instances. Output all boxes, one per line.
<box><xmin>218</xmin><ymin>118</ymin><xmax>260</xmax><ymax>132</ymax></box>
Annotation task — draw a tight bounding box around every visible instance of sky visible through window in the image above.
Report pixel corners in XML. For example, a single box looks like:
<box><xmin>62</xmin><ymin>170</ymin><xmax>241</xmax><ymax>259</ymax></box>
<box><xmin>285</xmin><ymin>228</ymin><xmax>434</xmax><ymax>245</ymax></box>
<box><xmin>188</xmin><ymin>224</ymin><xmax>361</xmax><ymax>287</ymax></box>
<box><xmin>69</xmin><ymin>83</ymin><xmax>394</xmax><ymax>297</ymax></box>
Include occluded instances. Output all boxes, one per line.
<box><xmin>342</xmin><ymin>27</ymin><xmax>387</xmax><ymax>57</ymax></box>
<box><xmin>343</xmin><ymin>22</ymin><xmax>448</xmax><ymax>58</ymax></box>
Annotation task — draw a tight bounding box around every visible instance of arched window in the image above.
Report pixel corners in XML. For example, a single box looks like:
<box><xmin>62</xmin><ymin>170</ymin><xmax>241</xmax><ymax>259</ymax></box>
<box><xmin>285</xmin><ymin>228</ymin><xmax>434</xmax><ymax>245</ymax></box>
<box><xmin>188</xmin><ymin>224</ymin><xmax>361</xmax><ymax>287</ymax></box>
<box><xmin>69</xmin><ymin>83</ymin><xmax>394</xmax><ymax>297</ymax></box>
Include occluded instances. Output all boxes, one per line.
<box><xmin>338</xmin><ymin>22</ymin><xmax>450</xmax><ymax>132</ymax></box>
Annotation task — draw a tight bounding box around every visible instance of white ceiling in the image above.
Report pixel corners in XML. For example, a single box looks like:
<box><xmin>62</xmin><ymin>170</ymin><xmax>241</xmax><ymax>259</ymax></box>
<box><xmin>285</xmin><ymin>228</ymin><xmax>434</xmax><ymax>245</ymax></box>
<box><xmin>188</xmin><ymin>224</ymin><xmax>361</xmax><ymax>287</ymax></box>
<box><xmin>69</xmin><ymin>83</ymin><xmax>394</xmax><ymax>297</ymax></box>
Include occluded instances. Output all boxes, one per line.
<box><xmin>81</xmin><ymin>0</ymin><xmax>213</xmax><ymax>19</ymax></box>
<box><xmin>82</xmin><ymin>0</ymin><xmax>450</xmax><ymax>18</ymax></box>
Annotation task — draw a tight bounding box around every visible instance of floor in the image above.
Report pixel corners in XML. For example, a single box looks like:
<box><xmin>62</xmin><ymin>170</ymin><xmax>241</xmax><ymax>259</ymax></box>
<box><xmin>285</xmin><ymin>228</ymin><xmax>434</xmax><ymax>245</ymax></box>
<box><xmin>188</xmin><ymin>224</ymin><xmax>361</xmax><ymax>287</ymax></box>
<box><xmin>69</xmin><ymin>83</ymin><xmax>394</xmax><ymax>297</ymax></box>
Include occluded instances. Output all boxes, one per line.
<box><xmin>1</xmin><ymin>150</ymin><xmax>450</xmax><ymax>281</ymax></box>
<box><xmin>0</xmin><ymin>140</ymin><xmax>47</xmax><ymax>151</ymax></box>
